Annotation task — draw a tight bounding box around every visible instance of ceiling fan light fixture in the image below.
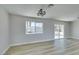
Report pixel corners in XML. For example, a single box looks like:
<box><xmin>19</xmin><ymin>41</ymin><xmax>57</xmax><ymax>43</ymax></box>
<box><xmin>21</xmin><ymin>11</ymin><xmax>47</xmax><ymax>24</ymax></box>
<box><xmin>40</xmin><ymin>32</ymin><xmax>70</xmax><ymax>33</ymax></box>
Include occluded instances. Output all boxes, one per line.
<box><xmin>37</xmin><ymin>4</ymin><xmax>54</xmax><ymax>16</ymax></box>
<box><xmin>37</xmin><ymin>9</ymin><xmax>46</xmax><ymax>16</ymax></box>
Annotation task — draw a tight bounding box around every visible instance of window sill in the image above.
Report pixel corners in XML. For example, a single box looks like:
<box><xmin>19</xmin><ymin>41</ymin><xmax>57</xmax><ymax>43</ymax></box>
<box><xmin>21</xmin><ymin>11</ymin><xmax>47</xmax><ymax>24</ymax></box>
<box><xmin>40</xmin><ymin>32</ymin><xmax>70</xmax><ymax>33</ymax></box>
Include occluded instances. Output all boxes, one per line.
<box><xmin>25</xmin><ymin>32</ymin><xmax>43</xmax><ymax>34</ymax></box>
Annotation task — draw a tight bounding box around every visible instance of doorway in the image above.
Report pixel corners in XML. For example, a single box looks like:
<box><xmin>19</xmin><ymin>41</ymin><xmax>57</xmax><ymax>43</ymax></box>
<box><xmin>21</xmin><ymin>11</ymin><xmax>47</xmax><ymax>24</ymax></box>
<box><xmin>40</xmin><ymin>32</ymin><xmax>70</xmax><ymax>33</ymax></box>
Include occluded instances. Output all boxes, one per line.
<box><xmin>54</xmin><ymin>24</ymin><xmax>64</xmax><ymax>39</ymax></box>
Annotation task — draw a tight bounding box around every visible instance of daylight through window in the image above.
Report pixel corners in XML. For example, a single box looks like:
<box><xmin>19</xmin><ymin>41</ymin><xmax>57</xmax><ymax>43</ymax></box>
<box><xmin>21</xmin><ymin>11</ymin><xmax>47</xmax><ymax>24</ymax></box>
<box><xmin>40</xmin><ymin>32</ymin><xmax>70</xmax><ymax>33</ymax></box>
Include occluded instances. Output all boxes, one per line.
<box><xmin>25</xmin><ymin>21</ymin><xmax>43</xmax><ymax>34</ymax></box>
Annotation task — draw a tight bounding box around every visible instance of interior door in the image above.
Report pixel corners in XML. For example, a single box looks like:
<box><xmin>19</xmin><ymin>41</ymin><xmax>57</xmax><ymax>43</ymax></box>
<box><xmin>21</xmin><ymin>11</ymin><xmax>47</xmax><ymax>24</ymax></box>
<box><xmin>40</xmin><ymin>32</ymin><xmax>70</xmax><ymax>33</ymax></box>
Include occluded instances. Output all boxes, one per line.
<box><xmin>54</xmin><ymin>24</ymin><xmax>64</xmax><ymax>39</ymax></box>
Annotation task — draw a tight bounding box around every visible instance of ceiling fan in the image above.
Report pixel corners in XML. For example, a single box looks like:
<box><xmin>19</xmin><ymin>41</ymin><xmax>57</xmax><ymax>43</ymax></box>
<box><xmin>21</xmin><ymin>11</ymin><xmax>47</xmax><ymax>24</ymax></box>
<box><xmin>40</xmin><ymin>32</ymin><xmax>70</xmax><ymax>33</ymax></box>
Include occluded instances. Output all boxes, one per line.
<box><xmin>37</xmin><ymin>4</ymin><xmax>54</xmax><ymax>16</ymax></box>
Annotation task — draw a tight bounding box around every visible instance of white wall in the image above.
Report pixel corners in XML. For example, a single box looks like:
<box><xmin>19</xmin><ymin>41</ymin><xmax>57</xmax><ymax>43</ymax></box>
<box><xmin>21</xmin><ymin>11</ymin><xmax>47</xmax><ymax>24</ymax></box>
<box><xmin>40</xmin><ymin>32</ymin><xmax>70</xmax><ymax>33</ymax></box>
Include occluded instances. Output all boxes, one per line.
<box><xmin>10</xmin><ymin>14</ymin><xmax>70</xmax><ymax>46</ymax></box>
<box><xmin>0</xmin><ymin>8</ymin><xmax>10</xmax><ymax>54</ymax></box>
<box><xmin>71</xmin><ymin>19</ymin><xmax>79</xmax><ymax>39</ymax></box>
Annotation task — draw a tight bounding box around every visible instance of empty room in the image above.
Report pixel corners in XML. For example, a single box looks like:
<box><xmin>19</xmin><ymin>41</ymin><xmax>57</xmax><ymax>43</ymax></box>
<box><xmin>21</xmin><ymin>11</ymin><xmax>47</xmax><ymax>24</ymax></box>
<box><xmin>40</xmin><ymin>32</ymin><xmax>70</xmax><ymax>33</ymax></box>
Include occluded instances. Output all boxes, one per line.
<box><xmin>0</xmin><ymin>4</ymin><xmax>79</xmax><ymax>55</ymax></box>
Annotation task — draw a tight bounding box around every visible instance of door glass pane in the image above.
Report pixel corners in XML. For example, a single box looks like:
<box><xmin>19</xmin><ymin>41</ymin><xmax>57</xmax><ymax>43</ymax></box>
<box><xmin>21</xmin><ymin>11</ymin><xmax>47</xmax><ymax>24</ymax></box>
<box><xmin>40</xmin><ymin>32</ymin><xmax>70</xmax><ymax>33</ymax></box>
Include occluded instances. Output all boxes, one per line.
<box><xmin>54</xmin><ymin>24</ymin><xmax>64</xmax><ymax>39</ymax></box>
<box><xmin>54</xmin><ymin>24</ymin><xmax>60</xmax><ymax>39</ymax></box>
<box><xmin>60</xmin><ymin>25</ymin><xmax>64</xmax><ymax>38</ymax></box>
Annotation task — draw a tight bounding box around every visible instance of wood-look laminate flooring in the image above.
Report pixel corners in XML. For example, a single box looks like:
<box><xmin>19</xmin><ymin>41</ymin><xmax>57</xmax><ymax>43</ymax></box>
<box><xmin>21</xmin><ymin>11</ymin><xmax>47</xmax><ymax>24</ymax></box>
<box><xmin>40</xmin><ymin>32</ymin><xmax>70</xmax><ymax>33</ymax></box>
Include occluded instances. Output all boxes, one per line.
<box><xmin>4</xmin><ymin>39</ymin><xmax>79</xmax><ymax>55</ymax></box>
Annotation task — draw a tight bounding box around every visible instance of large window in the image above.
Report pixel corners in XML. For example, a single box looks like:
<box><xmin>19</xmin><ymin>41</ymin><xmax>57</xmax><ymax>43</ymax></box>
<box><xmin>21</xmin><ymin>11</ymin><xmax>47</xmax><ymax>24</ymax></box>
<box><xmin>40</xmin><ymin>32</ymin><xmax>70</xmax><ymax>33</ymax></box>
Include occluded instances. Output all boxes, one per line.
<box><xmin>25</xmin><ymin>21</ymin><xmax>43</xmax><ymax>34</ymax></box>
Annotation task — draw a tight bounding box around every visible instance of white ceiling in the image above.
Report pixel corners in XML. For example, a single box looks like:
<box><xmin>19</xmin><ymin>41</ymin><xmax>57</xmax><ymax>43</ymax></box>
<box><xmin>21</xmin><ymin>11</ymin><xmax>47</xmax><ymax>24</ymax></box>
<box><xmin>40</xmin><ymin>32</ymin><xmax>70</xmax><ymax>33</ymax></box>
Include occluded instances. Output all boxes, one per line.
<box><xmin>1</xmin><ymin>4</ymin><xmax>79</xmax><ymax>21</ymax></box>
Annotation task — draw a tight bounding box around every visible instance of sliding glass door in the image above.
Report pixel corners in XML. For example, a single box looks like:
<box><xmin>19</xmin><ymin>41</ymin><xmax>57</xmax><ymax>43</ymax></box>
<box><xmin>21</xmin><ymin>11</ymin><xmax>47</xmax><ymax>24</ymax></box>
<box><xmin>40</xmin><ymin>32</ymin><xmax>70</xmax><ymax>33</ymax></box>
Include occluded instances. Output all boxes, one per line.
<box><xmin>54</xmin><ymin>24</ymin><xmax>64</xmax><ymax>39</ymax></box>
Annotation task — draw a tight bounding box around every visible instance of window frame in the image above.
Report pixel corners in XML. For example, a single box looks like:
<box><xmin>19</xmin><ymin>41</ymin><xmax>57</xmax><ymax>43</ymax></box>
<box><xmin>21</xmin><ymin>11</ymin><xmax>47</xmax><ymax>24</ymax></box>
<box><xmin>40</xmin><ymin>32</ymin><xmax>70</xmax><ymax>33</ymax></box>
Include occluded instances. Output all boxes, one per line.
<box><xmin>25</xmin><ymin>21</ymin><xmax>43</xmax><ymax>34</ymax></box>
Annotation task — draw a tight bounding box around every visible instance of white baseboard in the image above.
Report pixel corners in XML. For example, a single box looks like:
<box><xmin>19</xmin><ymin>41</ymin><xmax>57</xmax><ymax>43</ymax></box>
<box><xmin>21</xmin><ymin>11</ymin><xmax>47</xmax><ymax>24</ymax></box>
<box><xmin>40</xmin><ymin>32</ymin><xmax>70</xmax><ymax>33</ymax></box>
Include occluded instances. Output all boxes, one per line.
<box><xmin>70</xmin><ymin>36</ymin><xmax>79</xmax><ymax>39</ymax></box>
<box><xmin>10</xmin><ymin>39</ymin><xmax>54</xmax><ymax>47</ymax></box>
<box><xmin>1</xmin><ymin>46</ymin><xmax>10</xmax><ymax>55</ymax></box>
<box><xmin>10</xmin><ymin>38</ymin><xmax>70</xmax><ymax>47</ymax></box>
